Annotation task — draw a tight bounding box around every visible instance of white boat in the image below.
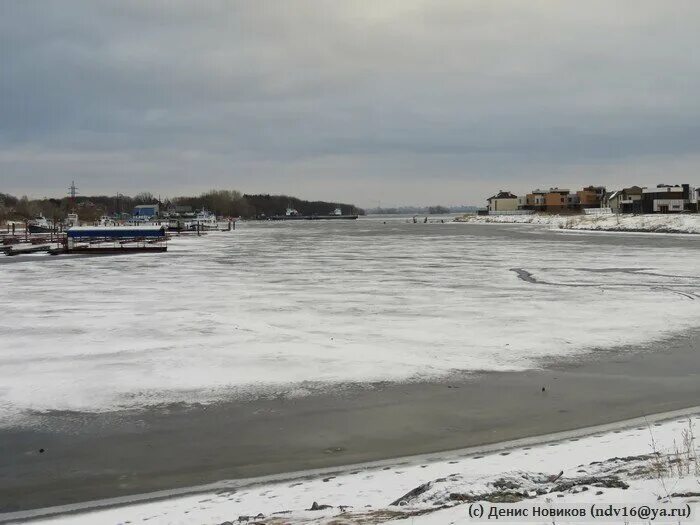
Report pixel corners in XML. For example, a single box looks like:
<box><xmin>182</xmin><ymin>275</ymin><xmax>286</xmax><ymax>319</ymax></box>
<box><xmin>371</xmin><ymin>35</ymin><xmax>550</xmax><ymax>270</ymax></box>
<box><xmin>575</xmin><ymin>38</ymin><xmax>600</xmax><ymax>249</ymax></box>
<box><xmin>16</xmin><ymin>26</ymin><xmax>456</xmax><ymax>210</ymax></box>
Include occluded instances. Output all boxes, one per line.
<box><xmin>185</xmin><ymin>210</ymin><xmax>220</xmax><ymax>231</ymax></box>
<box><xmin>98</xmin><ymin>216</ymin><xmax>117</xmax><ymax>227</ymax></box>
<box><xmin>66</xmin><ymin>213</ymin><xmax>80</xmax><ymax>227</ymax></box>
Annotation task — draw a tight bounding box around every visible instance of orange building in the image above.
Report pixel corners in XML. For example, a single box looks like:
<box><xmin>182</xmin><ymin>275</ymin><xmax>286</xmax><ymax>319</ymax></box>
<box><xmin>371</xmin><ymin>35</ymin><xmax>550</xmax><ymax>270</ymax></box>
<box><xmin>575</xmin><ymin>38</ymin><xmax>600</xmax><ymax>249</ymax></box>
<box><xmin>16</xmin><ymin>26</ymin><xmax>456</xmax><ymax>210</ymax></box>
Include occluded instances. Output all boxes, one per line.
<box><xmin>577</xmin><ymin>186</ymin><xmax>605</xmax><ymax>209</ymax></box>
<box><xmin>525</xmin><ymin>189</ymin><xmax>547</xmax><ymax>210</ymax></box>
<box><xmin>544</xmin><ymin>188</ymin><xmax>570</xmax><ymax>212</ymax></box>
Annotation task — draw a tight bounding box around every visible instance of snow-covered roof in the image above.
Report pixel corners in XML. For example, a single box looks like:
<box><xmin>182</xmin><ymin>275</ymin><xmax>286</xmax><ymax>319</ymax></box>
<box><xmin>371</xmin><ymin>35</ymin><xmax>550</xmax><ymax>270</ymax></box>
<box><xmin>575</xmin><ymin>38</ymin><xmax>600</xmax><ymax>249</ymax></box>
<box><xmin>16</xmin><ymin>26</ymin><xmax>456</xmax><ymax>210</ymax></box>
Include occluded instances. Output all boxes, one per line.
<box><xmin>67</xmin><ymin>226</ymin><xmax>166</xmax><ymax>238</ymax></box>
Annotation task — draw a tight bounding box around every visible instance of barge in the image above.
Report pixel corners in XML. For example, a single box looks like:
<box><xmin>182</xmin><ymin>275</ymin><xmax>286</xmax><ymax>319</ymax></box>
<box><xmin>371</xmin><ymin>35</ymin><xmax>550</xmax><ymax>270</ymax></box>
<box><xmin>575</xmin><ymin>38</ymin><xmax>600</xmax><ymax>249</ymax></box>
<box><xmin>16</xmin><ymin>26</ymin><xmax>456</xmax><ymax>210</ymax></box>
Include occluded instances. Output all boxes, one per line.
<box><xmin>268</xmin><ymin>207</ymin><xmax>358</xmax><ymax>221</ymax></box>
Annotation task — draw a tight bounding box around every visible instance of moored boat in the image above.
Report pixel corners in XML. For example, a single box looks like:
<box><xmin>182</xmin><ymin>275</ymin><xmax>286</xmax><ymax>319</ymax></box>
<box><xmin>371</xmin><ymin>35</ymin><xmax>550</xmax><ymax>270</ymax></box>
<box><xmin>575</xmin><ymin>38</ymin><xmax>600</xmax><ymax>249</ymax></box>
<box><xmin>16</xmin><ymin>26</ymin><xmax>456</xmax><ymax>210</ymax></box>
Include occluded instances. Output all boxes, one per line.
<box><xmin>27</xmin><ymin>216</ymin><xmax>55</xmax><ymax>233</ymax></box>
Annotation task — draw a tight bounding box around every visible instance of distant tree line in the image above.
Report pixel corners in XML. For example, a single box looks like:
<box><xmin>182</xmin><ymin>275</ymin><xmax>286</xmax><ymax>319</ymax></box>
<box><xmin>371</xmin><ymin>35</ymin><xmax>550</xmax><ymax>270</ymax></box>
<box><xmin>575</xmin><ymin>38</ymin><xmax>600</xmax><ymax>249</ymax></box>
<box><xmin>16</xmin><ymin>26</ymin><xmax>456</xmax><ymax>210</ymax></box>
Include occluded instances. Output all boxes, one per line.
<box><xmin>366</xmin><ymin>205</ymin><xmax>478</xmax><ymax>215</ymax></box>
<box><xmin>0</xmin><ymin>190</ymin><xmax>364</xmax><ymax>222</ymax></box>
<box><xmin>243</xmin><ymin>194</ymin><xmax>362</xmax><ymax>218</ymax></box>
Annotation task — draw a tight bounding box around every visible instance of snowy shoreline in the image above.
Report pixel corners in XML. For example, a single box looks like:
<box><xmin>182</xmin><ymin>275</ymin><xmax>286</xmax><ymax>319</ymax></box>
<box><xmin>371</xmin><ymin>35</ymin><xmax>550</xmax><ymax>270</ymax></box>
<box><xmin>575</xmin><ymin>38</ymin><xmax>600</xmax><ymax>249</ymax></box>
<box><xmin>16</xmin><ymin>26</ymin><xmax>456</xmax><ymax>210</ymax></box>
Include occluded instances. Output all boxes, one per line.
<box><xmin>10</xmin><ymin>406</ymin><xmax>700</xmax><ymax>524</ymax></box>
<box><xmin>454</xmin><ymin>213</ymin><xmax>700</xmax><ymax>234</ymax></box>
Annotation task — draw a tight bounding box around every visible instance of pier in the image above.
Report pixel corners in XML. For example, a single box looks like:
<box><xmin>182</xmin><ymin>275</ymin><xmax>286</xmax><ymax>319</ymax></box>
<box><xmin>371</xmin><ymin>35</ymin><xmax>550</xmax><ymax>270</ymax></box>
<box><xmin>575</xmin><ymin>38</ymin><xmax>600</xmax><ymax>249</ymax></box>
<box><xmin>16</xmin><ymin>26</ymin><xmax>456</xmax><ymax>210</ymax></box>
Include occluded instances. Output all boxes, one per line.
<box><xmin>53</xmin><ymin>225</ymin><xmax>169</xmax><ymax>255</ymax></box>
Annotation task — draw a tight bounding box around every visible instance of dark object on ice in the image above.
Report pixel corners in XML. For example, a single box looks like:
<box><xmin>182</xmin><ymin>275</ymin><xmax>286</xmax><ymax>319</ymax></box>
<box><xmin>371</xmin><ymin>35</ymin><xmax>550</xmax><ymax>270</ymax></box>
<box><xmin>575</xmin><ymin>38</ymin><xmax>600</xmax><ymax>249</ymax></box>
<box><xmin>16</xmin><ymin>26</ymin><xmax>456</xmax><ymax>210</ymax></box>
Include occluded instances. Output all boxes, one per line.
<box><xmin>390</xmin><ymin>482</ymin><xmax>432</xmax><ymax>506</ymax></box>
<box><xmin>541</xmin><ymin>387</ymin><xmax>546</xmax><ymax>392</ymax></box>
<box><xmin>309</xmin><ymin>501</ymin><xmax>332</xmax><ymax>511</ymax></box>
<box><xmin>596</xmin><ymin>491</ymin><xmax>604</xmax><ymax>495</ymax></box>
<box><xmin>546</xmin><ymin>470</ymin><xmax>564</xmax><ymax>483</ymax></box>
<box><xmin>39</xmin><ymin>449</ymin><xmax>45</xmax><ymax>454</ymax></box>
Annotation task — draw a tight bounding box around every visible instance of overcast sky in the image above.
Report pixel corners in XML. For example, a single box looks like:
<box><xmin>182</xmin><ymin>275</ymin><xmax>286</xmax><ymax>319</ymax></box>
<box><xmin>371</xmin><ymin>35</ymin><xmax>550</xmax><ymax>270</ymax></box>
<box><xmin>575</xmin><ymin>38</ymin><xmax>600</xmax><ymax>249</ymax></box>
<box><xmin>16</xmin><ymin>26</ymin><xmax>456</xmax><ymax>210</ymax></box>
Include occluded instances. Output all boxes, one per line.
<box><xmin>1</xmin><ymin>1</ymin><xmax>699</xmax><ymax>207</ymax></box>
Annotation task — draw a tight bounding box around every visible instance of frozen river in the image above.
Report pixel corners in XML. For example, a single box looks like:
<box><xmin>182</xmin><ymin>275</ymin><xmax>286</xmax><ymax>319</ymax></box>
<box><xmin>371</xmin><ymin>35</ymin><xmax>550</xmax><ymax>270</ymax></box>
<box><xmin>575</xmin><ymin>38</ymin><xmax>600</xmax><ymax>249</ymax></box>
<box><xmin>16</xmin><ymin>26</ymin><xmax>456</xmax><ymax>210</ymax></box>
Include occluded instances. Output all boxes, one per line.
<box><xmin>0</xmin><ymin>218</ymin><xmax>698</xmax><ymax>423</ymax></box>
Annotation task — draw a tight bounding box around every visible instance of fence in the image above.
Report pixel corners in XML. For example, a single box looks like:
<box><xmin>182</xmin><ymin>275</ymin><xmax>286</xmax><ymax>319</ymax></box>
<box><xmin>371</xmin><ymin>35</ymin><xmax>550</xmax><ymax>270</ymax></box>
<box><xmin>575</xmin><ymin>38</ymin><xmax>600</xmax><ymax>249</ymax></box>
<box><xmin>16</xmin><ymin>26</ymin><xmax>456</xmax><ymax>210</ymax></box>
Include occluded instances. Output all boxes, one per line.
<box><xmin>488</xmin><ymin>210</ymin><xmax>535</xmax><ymax>216</ymax></box>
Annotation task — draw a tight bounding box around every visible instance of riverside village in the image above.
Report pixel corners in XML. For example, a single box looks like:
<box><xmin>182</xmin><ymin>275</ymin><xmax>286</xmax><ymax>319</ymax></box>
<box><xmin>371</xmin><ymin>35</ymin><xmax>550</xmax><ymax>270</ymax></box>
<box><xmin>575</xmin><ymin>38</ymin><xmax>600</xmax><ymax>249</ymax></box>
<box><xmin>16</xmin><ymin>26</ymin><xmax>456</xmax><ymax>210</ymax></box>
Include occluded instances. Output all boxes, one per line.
<box><xmin>2</xmin><ymin>181</ymin><xmax>699</xmax><ymax>258</ymax></box>
<box><xmin>458</xmin><ymin>182</ymin><xmax>700</xmax><ymax>234</ymax></box>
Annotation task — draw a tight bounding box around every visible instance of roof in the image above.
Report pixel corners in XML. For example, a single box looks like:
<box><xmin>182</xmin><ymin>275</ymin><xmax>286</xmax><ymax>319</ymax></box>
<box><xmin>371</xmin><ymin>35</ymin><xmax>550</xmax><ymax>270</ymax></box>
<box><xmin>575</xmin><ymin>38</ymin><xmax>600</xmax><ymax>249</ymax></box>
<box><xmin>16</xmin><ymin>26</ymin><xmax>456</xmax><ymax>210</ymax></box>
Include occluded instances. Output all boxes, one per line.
<box><xmin>642</xmin><ymin>186</ymin><xmax>683</xmax><ymax>194</ymax></box>
<box><xmin>487</xmin><ymin>191</ymin><xmax>518</xmax><ymax>201</ymax></box>
<box><xmin>623</xmin><ymin>186</ymin><xmax>643</xmax><ymax>195</ymax></box>
<box><xmin>67</xmin><ymin>226</ymin><xmax>166</xmax><ymax>238</ymax></box>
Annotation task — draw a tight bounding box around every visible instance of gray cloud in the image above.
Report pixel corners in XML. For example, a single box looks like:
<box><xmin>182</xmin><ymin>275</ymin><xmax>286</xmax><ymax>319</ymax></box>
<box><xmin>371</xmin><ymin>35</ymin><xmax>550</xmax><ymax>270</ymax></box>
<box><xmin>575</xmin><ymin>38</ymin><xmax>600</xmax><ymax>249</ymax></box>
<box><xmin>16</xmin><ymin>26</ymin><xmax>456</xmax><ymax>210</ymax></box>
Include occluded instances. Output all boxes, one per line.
<box><xmin>2</xmin><ymin>1</ymin><xmax>700</xmax><ymax>206</ymax></box>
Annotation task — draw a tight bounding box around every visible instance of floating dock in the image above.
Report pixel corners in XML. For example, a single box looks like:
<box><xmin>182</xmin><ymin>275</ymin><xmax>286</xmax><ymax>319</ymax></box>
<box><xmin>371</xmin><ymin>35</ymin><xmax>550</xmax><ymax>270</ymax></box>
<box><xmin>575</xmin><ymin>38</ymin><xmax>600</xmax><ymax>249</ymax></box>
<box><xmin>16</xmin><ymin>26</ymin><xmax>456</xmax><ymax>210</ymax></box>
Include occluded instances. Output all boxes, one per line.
<box><xmin>6</xmin><ymin>244</ymin><xmax>53</xmax><ymax>256</ymax></box>
<box><xmin>50</xmin><ymin>225</ymin><xmax>169</xmax><ymax>255</ymax></box>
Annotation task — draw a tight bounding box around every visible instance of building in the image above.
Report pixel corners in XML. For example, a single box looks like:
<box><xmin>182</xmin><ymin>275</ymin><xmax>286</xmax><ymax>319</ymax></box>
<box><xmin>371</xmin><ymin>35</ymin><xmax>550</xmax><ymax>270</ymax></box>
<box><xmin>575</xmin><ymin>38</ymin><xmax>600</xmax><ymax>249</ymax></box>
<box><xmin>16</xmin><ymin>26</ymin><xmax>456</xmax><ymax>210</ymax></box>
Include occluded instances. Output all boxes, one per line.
<box><xmin>544</xmin><ymin>188</ymin><xmax>570</xmax><ymax>212</ymax></box>
<box><xmin>522</xmin><ymin>188</ymin><xmax>574</xmax><ymax>212</ymax></box>
<box><xmin>566</xmin><ymin>193</ymin><xmax>580</xmax><ymax>209</ymax></box>
<box><xmin>487</xmin><ymin>191</ymin><xmax>519</xmax><ymax>212</ymax></box>
<box><xmin>577</xmin><ymin>186</ymin><xmax>606</xmax><ymax>209</ymax></box>
<box><xmin>132</xmin><ymin>204</ymin><xmax>160</xmax><ymax>219</ymax></box>
<box><xmin>640</xmin><ymin>184</ymin><xmax>696</xmax><ymax>213</ymax></box>
<box><xmin>524</xmin><ymin>189</ymin><xmax>548</xmax><ymax>211</ymax></box>
<box><xmin>168</xmin><ymin>205</ymin><xmax>192</xmax><ymax>215</ymax></box>
<box><xmin>605</xmin><ymin>186</ymin><xmax>643</xmax><ymax>213</ymax></box>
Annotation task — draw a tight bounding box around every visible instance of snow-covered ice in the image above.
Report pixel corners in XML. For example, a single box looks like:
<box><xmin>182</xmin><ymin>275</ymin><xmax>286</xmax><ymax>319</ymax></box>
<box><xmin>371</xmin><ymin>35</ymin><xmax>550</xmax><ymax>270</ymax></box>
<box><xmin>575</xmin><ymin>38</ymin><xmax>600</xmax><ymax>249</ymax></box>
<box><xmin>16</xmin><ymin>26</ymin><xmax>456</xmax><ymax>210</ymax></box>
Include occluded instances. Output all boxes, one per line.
<box><xmin>20</xmin><ymin>409</ymin><xmax>700</xmax><ymax>524</ymax></box>
<box><xmin>0</xmin><ymin>220</ymin><xmax>698</xmax><ymax>422</ymax></box>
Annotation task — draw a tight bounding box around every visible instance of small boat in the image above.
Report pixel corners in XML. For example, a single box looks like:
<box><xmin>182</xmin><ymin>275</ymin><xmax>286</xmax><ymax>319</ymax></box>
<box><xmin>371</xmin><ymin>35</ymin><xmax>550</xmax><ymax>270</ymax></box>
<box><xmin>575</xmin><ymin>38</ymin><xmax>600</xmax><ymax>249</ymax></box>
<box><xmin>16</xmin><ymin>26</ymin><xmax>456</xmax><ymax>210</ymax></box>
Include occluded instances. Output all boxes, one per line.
<box><xmin>98</xmin><ymin>215</ymin><xmax>118</xmax><ymax>227</ymax></box>
<box><xmin>27</xmin><ymin>216</ymin><xmax>55</xmax><ymax>233</ymax></box>
<box><xmin>66</xmin><ymin>213</ymin><xmax>80</xmax><ymax>227</ymax></box>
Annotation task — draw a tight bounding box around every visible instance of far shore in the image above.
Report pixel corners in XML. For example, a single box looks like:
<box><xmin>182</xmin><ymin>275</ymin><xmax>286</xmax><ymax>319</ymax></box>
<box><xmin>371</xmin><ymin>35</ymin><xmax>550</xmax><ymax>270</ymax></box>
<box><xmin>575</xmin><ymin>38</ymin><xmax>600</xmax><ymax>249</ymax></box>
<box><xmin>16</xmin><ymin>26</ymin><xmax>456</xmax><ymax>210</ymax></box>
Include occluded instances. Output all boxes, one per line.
<box><xmin>454</xmin><ymin>212</ymin><xmax>700</xmax><ymax>234</ymax></box>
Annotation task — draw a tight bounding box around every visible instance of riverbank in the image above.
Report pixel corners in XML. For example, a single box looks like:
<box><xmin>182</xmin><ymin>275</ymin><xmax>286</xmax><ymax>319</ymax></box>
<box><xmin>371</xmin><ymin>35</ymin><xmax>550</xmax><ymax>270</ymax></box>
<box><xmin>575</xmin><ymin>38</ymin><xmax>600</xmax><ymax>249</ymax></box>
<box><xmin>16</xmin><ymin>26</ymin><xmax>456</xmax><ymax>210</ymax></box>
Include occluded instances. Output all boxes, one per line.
<box><xmin>454</xmin><ymin>213</ymin><xmax>700</xmax><ymax>234</ymax></box>
<box><xmin>5</xmin><ymin>408</ymin><xmax>699</xmax><ymax>524</ymax></box>
<box><xmin>1</xmin><ymin>329</ymin><xmax>698</xmax><ymax>516</ymax></box>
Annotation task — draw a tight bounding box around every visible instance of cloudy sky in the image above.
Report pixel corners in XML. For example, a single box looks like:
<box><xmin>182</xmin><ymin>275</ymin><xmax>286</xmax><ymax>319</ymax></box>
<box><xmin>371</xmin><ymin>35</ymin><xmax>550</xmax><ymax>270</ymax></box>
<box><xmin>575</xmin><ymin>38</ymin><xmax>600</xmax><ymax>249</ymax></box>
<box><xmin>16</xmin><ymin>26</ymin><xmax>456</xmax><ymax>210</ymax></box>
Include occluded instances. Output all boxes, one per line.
<box><xmin>1</xmin><ymin>1</ymin><xmax>699</xmax><ymax>206</ymax></box>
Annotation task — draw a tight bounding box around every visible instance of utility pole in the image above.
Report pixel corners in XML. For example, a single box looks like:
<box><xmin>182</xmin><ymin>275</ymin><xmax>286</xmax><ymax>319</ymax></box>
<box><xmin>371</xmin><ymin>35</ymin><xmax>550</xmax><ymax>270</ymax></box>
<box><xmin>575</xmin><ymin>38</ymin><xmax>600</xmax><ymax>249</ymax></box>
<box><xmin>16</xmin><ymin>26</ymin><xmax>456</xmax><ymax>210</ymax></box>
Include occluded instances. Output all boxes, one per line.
<box><xmin>68</xmin><ymin>181</ymin><xmax>78</xmax><ymax>211</ymax></box>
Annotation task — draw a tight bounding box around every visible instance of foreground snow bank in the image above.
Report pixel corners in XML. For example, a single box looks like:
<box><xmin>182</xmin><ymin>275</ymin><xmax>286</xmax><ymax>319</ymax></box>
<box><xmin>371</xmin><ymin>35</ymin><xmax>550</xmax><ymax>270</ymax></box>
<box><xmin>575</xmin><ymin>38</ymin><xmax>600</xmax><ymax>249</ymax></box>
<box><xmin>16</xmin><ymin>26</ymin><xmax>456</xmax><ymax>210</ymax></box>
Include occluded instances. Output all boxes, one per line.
<box><xmin>455</xmin><ymin>213</ymin><xmax>700</xmax><ymax>234</ymax></box>
<box><xmin>25</xmin><ymin>409</ymin><xmax>700</xmax><ymax>524</ymax></box>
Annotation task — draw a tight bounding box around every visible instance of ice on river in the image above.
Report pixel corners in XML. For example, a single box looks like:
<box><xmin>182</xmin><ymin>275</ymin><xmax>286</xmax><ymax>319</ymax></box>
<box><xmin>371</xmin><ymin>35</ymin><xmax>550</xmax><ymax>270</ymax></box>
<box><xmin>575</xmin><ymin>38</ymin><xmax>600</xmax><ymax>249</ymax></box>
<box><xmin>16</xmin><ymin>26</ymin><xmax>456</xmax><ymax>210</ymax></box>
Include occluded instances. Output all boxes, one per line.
<box><xmin>0</xmin><ymin>219</ymin><xmax>698</xmax><ymax>421</ymax></box>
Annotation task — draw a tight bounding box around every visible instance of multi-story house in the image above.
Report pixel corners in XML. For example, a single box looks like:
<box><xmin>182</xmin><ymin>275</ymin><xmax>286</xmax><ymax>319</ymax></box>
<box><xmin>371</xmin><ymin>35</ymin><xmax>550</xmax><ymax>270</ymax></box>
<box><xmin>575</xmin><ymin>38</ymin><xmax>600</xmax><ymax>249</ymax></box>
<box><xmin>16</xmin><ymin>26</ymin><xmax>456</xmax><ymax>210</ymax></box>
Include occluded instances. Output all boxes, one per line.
<box><xmin>577</xmin><ymin>186</ymin><xmax>606</xmax><ymax>209</ymax></box>
<box><xmin>544</xmin><ymin>188</ymin><xmax>570</xmax><ymax>212</ymax></box>
<box><xmin>486</xmin><ymin>191</ymin><xmax>519</xmax><ymax>212</ymax></box>
<box><xmin>524</xmin><ymin>189</ymin><xmax>548</xmax><ymax>211</ymax></box>
<box><xmin>605</xmin><ymin>186</ymin><xmax>643</xmax><ymax>213</ymax></box>
<box><xmin>641</xmin><ymin>184</ymin><xmax>696</xmax><ymax>213</ymax></box>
